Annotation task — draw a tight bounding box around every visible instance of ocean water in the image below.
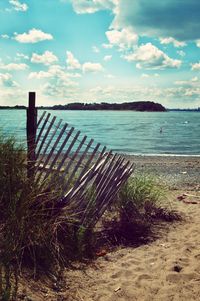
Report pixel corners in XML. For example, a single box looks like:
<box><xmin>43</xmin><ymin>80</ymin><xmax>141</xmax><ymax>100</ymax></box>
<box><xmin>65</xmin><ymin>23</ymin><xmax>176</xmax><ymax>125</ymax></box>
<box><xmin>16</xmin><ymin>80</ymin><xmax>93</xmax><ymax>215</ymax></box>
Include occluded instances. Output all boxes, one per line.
<box><xmin>0</xmin><ymin>109</ymin><xmax>199</xmax><ymax>156</ymax></box>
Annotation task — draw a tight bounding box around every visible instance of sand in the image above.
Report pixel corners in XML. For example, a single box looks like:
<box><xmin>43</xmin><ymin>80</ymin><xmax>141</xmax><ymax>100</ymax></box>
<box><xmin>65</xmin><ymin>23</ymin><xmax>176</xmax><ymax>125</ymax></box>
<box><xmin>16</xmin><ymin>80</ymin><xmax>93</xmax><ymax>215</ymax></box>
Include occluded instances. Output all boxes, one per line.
<box><xmin>18</xmin><ymin>155</ymin><xmax>200</xmax><ymax>301</ymax></box>
<box><xmin>124</xmin><ymin>155</ymin><xmax>200</xmax><ymax>190</ymax></box>
<box><xmin>59</xmin><ymin>190</ymin><xmax>200</xmax><ymax>301</ymax></box>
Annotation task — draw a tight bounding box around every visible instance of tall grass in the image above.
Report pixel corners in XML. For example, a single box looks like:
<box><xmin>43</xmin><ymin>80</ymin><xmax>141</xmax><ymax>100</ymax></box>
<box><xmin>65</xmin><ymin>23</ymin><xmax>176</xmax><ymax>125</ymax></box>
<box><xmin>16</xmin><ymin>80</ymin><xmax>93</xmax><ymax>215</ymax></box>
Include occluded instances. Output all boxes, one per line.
<box><xmin>102</xmin><ymin>175</ymin><xmax>180</xmax><ymax>246</ymax></box>
<box><xmin>0</xmin><ymin>135</ymin><xmax>78</xmax><ymax>299</ymax></box>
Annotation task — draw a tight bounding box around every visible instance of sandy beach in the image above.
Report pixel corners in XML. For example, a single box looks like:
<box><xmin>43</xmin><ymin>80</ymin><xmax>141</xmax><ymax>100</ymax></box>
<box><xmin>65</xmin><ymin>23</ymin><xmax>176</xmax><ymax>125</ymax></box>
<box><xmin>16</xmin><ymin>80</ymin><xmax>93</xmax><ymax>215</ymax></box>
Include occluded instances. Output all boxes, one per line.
<box><xmin>63</xmin><ymin>193</ymin><xmax>200</xmax><ymax>301</ymax></box>
<box><xmin>18</xmin><ymin>155</ymin><xmax>200</xmax><ymax>301</ymax></box>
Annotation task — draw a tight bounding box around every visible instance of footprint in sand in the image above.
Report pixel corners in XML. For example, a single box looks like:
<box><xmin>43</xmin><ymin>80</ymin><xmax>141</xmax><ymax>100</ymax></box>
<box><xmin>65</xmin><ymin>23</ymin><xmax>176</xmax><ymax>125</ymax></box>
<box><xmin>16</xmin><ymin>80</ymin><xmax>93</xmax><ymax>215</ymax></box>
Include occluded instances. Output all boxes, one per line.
<box><xmin>121</xmin><ymin>259</ymin><xmax>141</xmax><ymax>267</ymax></box>
<box><xmin>136</xmin><ymin>274</ymin><xmax>153</xmax><ymax>284</ymax></box>
<box><xmin>166</xmin><ymin>272</ymin><xmax>198</xmax><ymax>283</ymax></box>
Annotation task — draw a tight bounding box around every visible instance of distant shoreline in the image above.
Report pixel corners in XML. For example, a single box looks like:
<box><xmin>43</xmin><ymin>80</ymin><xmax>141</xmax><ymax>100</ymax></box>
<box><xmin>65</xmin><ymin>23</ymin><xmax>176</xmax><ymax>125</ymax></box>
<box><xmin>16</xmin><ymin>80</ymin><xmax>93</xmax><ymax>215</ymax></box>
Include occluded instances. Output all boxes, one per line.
<box><xmin>0</xmin><ymin>107</ymin><xmax>199</xmax><ymax>112</ymax></box>
<box><xmin>0</xmin><ymin>101</ymin><xmax>166</xmax><ymax>112</ymax></box>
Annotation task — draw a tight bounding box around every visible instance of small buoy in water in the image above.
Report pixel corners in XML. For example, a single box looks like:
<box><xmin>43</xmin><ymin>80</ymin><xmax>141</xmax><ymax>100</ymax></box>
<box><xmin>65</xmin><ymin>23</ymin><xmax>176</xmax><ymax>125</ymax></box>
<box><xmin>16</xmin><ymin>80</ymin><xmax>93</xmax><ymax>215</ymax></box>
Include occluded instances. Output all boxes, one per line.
<box><xmin>160</xmin><ymin>127</ymin><xmax>163</xmax><ymax>133</ymax></box>
<box><xmin>184</xmin><ymin>121</ymin><xmax>189</xmax><ymax>124</ymax></box>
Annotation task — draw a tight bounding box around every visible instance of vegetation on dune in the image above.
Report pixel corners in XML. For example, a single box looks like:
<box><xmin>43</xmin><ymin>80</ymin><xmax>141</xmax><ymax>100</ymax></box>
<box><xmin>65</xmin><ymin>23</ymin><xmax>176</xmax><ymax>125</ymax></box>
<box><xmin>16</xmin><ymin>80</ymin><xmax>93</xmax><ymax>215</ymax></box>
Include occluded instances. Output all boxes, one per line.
<box><xmin>0</xmin><ymin>135</ymin><xmax>76</xmax><ymax>299</ymax></box>
<box><xmin>0</xmin><ymin>135</ymin><xmax>181</xmax><ymax>300</ymax></box>
<box><xmin>102</xmin><ymin>175</ymin><xmax>181</xmax><ymax>246</ymax></box>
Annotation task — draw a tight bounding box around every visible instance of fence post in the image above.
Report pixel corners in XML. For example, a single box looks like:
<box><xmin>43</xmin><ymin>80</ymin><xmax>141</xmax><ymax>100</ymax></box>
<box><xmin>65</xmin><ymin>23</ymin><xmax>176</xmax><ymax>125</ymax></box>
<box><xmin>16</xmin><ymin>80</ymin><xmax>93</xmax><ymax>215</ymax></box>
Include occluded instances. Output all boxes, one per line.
<box><xmin>27</xmin><ymin>92</ymin><xmax>37</xmax><ymax>179</ymax></box>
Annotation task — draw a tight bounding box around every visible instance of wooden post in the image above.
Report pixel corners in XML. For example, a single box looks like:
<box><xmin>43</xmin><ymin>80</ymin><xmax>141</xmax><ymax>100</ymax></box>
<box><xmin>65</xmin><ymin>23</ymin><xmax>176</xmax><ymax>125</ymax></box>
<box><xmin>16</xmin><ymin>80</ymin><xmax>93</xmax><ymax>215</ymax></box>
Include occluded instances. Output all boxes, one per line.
<box><xmin>27</xmin><ymin>92</ymin><xmax>37</xmax><ymax>179</ymax></box>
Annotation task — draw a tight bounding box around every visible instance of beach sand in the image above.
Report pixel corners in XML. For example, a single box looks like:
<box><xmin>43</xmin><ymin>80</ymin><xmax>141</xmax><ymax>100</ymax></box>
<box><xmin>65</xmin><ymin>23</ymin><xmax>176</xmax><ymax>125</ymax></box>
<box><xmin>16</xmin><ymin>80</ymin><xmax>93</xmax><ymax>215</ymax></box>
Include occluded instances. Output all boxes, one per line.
<box><xmin>18</xmin><ymin>155</ymin><xmax>200</xmax><ymax>301</ymax></box>
<box><xmin>62</xmin><ymin>191</ymin><xmax>200</xmax><ymax>301</ymax></box>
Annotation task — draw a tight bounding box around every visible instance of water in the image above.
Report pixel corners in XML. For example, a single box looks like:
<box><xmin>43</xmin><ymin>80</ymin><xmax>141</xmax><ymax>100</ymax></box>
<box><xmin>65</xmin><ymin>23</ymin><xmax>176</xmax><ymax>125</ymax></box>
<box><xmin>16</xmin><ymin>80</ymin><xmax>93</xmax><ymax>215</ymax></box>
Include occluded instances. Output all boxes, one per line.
<box><xmin>0</xmin><ymin>110</ymin><xmax>199</xmax><ymax>155</ymax></box>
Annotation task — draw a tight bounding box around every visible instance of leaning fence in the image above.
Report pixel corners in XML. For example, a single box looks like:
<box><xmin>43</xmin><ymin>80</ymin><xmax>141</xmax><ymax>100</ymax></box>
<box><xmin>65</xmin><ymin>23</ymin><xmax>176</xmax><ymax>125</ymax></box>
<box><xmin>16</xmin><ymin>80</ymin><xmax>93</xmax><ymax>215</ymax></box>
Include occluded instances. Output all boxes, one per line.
<box><xmin>27</xmin><ymin>93</ymin><xmax>134</xmax><ymax>228</ymax></box>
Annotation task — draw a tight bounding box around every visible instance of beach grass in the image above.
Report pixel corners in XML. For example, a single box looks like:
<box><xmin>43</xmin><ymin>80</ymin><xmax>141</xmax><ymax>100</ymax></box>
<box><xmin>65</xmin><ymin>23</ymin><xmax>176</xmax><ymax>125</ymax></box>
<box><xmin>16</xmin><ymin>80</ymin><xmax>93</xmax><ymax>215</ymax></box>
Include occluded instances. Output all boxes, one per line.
<box><xmin>0</xmin><ymin>134</ymin><xmax>182</xmax><ymax>300</ymax></box>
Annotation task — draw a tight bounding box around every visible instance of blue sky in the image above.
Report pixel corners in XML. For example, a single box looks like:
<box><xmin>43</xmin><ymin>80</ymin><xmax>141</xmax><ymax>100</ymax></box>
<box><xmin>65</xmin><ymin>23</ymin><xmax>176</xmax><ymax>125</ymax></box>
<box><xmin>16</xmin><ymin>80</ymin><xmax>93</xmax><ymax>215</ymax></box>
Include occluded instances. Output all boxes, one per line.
<box><xmin>0</xmin><ymin>0</ymin><xmax>200</xmax><ymax>108</ymax></box>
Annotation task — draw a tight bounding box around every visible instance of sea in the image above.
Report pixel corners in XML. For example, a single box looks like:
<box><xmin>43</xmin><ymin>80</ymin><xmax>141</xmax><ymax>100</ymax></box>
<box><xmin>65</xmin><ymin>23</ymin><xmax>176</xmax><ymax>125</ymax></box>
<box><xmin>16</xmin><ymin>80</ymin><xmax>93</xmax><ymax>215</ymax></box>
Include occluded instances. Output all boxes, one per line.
<box><xmin>0</xmin><ymin>110</ymin><xmax>199</xmax><ymax>156</ymax></box>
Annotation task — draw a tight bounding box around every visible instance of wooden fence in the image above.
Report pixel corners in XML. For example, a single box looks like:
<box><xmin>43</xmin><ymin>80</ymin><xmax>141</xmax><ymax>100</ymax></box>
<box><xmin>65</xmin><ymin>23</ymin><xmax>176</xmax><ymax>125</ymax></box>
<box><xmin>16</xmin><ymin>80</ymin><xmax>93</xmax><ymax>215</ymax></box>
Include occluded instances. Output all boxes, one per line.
<box><xmin>27</xmin><ymin>93</ymin><xmax>134</xmax><ymax>228</ymax></box>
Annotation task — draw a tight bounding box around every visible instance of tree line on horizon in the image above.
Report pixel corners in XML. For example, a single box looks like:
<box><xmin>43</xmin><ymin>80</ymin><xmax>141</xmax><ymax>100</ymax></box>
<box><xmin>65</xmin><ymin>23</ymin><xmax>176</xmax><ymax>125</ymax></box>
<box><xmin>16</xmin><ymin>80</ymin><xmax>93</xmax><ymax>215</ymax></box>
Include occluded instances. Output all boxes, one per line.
<box><xmin>0</xmin><ymin>101</ymin><xmax>167</xmax><ymax>111</ymax></box>
<box><xmin>1</xmin><ymin>101</ymin><xmax>200</xmax><ymax>111</ymax></box>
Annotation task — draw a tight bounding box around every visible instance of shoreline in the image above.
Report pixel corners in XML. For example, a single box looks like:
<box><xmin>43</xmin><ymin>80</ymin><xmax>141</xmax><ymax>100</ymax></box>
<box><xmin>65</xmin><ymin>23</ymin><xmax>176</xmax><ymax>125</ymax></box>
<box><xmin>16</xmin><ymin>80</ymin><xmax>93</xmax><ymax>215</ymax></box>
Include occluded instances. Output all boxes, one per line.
<box><xmin>119</xmin><ymin>153</ymin><xmax>200</xmax><ymax>157</ymax></box>
<box><xmin>39</xmin><ymin>153</ymin><xmax>200</xmax><ymax>191</ymax></box>
<box><xmin>123</xmin><ymin>154</ymin><xmax>200</xmax><ymax>191</ymax></box>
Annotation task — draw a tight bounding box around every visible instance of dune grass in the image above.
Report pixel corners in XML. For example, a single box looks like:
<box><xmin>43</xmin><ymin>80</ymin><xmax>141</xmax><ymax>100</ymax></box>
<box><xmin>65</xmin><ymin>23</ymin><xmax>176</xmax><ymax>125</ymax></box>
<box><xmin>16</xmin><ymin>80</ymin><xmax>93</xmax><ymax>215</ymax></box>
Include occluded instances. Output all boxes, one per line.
<box><xmin>0</xmin><ymin>135</ymin><xmax>181</xmax><ymax>299</ymax></box>
<box><xmin>0</xmin><ymin>135</ymin><xmax>77</xmax><ymax>299</ymax></box>
<box><xmin>102</xmin><ymin>175</ymin><xmax>181</xmax><ymax>246</ymax></box>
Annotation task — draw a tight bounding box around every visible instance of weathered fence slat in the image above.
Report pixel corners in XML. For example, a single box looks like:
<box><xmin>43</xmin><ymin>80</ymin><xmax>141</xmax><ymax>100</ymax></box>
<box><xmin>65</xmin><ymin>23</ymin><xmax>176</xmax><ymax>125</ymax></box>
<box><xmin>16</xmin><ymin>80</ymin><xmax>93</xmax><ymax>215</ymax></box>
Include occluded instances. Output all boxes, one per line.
<box><xmin>37</xmin><ymin>111</ymin><xmax>46</xmax><ymax>127</ymax></box>
<box><xmin>81</xmin><ymin>156</ymin><xmax>124</xmax><ymax>225</ymax></box>
<box><xmin>36</xmin><ymin>116</ymin><xmax>56</xmax><ymax>159</ymax></box>
<box><xmin>61</xmin><ymin>134</ymin><xmax>87</xmax><ymax>193</ymax></box>
<box><xmin>35</xmin><ymin>118</ymin><xmax>63</xmax><ymax>173</ymax></box>
<box><xmin>62</xmin><ymin>149</ymin><xmax>107</xmax><ymax>204</ymax></box>
<box><xmin>90</xmin><ymin>163</ymin><xmax>134</xmax><ymax>228</ymax></box>
<box><xmin>54</xmin><ymin>130</ymin><xmax>81</xmax><ymax>189</ymax></box>
<box><xmin>41</xmin><ymin>125</ymin><xmax>75</xmax><ymax>182</ymax></box>
<box><xmin>35</xmin><ymin>112</ymin><xmax>51</xmax><ymax>146</ymax></box>
<box><xmin>35</xmin><ymin>122</ymin><xmax>68</xmax><ymax>184</ymax></box>
<box><xmin>33</xmin><ymin>108</ymin><xmax>134</xmax><ymax>229</ymax></box>
<box><xmin>65</xmin><ymin>144</ymin><xmax>106</xmax><ymax>203</ymax></box>
<box><xmin>62</xmin><ymin>138</ymin><xmax>94</xmax><ymax>194</ymax></box>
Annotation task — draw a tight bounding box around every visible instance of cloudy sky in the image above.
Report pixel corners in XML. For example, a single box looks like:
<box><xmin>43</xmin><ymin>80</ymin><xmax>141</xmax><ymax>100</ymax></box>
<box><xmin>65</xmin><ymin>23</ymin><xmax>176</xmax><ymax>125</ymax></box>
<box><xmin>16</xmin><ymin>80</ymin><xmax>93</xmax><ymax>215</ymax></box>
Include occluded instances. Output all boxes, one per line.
<box><xmin>0</xmin><ymin>0</ymin><xmax>200</xmax><ymax>108</ymax></box>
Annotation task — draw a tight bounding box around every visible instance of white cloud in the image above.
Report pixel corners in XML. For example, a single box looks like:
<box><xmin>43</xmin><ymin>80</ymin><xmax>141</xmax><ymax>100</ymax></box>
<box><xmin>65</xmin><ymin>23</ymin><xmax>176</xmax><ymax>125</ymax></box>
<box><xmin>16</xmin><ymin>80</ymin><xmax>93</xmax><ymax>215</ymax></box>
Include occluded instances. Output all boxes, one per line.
<box><xmin>0</xmin><ymin>72</ymin><xmax>18</xmax><ymax>87</ymax></box>
<box><xmin>28</xmin><ymin>64</ymin><xmax>82</xmax><ymax>80</ymax></box>
<box><xmin>16</xmin><ymin>52</ymin><xmax>29</xmax><ymax>60</ymax></box>
<box><xmin>28</xmin><ymin>71</ymin><xmax>52</xmax><ymax>80</ymax></box>
<box><xmin>191</xmin><ymin>62</ymin><xmax>200</xmax><ymax>70</ymax></box>
<box><xmin>90</xmin><ymin>85</ymin><xmax>114</xmax><ymax>92</ymax></box>
<box><xmin>196</xmin><ymin>40</ymin><xmax>200</xmax><ymax>48</ymax></box>
<box><xmin>66</xmin><ymin>51</ymin><xmax>104</xmax><ymax>73</ymax></box>
<box><xmin>102</xmin><ymin>43</ymin><xmax>113</xmax><ymax>49</ymax></box>
<box><xmin>177</xmin><ymin>50</ymin><xmax>185</xmax><ymax>57</ymax></box>
<box><xmin>112</xmin><ymin>0</ymin><xmax>200</xmax><ymax>41</ymax></box>
<box><xmin>174</xmin><ymin>77</ymin><xmax>200</xmax><ymax>98</ymax></box>
<box><xmin>184</xmin><ymin>88</ymin><xmax>200</xmax><ymax>97</ymax></box>
<box><xmin>174</xmin><ymin>76</ymin><xmax>200</xmax><ymax>90</ymax></box>
<box><xmin>0</xmin><ymin>63</ymin><xmax>28</xmax><ymax>71</ymax></box>
<box><xmin>124</xmin><ymin>43</ymin><xmax>181</xmax><ymax>70</ymax></box>
<box><xmin>69</xmin><ymin>0</ymin><xmax>117</xmax><ymax>14</ymax></box>
<box><xmin>82</xmin><ymin>62</ymin><xmax>104</xmax><ymax>73</ymax></box>
<box><xmin>31</xmin><ymin>51</ymin><xmax>58</xmax><ymax>65</ymax></box>
<box><xmin>1</xmin><ymin>34</ymin><xmax>9</xmax><ymax>39</ymax></box>
<box><xmin>141</xmin><ymin>73</ymin><xmax>149</xmax><ymax>78</ymax></box>
<box><xmin>103</xmin><ymin>55</ymin><xmax>112</xmax><ymax>61</ymax></box>
<box><xmin>160</xmin><ymin>37</ymin><xmax>186</xmax><ymax>48</ymax></box>
<box><xmin>42</xmin><ymin>79</ymin><xmax>78</xmax><ymax>98</ymax></box>
<box><xmin>66</xmin><ymin>51</ymin><xmax>81</xmax><ymax>70</ymax></box>
<box><xmin>105</xmin><ymin>74</ymin><xmax>115</xmax><ymax>78</ymax></box>
<box><xmin>92</xmin><ymin>46</ymin><xmax>100</xmax><ymax>53</ymax></box>
<box><xmin>14</xmin><ymin>29</ymin><xmax>53</xmax><ymax>43</ymax></box>
<box><xmin>106</xmin><ymin>27</ymin><xmax>138</xmax><ymax>50</ymax></box>
<box><xmin>191</xmin><ymin>76</ymin><xmax>198</xmax><ymax>82</ymax></box>
<box><xmin>141</xmin><ymin>73</ymin><xmax>159</xmax><ymax>79</ymax></box>
<box><xmin>9</xmin><ymin>0</ymin><xmax>28</xmax><ymax>12</ymax></box>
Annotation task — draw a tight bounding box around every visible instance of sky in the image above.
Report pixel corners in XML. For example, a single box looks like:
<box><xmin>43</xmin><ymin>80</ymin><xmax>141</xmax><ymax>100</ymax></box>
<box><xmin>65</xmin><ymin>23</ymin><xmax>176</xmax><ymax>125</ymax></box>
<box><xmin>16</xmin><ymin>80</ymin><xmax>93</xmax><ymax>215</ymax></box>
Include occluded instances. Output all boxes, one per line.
<box><xmin>0</xmin><ymin>0</ymin><xmax>200</xmax><ymax>108</ymax></box>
